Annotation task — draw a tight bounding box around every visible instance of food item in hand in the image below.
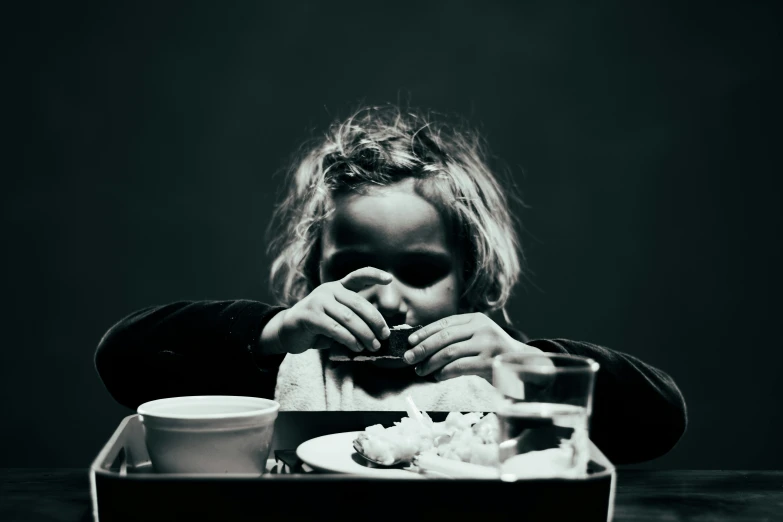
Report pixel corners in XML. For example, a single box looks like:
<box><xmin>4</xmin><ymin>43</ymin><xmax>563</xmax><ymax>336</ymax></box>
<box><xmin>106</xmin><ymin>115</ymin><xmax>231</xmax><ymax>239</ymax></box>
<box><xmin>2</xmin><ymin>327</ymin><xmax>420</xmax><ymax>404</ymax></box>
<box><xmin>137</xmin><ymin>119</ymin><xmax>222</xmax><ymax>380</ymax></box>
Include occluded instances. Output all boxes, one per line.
<box><xmin>329</xmin><ymin>324</ymin><xmax>423</xmax><ymax>362</ymax></box>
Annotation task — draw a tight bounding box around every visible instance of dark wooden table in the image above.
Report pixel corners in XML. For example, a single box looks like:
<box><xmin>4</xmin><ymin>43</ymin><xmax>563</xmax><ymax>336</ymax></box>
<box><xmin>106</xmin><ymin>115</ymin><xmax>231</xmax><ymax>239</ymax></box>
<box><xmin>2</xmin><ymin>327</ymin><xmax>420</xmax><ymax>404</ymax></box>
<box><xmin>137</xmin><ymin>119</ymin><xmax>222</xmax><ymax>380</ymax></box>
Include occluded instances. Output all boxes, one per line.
<box><xmin>1</xmin><ymin>469</ymin><xmax>781</xmax><ymax>521</ymax></box>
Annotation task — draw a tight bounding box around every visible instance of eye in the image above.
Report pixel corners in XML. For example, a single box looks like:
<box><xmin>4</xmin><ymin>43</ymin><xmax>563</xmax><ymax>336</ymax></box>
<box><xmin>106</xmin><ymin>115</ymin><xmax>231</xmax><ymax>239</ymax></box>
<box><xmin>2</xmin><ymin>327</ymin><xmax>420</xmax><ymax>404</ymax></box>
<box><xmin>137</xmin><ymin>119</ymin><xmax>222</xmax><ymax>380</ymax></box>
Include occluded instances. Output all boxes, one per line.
<box><xmin>323</xmin><ymin>260</ymin><xmax>367</xmax><ymax>281</ymax></box>
<box><xmin>322</xmin><ymin>253</ymin><xmax>378</xmax><ymax>282</ymax></box>
<box><xmin>395</xmin><ymin>259</ymin><xmax>452</xmax><ymax>288</ymax></box>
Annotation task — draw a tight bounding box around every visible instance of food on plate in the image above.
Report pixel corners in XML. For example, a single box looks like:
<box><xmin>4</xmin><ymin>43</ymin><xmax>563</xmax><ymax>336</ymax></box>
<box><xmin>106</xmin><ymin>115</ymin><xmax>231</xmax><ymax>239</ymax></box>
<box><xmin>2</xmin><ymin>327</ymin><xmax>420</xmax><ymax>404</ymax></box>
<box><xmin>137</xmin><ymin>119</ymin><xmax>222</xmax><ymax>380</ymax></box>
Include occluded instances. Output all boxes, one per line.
<box><xmin>352</xmin><ymin>396</ymin><xmax>593</xmax><ymax>479</ymax></box>
<box><xmin>353</xmin><ymin>396</ymin><xmax>500</xmax><ymax>467</ymax></box>
<box><xmin>329</xmin><ymin>324</ymin><xmax>423</xmax><ymax>362</ymax></box>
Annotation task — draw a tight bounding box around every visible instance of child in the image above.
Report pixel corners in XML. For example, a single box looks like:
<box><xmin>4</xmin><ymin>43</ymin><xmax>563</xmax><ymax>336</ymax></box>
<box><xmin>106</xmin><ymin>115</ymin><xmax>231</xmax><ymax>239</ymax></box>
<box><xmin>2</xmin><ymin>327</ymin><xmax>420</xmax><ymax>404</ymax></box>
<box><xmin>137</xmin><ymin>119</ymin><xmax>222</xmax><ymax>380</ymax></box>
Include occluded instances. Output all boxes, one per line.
<box><xmin>95</xmin><ymin>105</ymin><xmax>686</xmax><ymax>465</ymax></box>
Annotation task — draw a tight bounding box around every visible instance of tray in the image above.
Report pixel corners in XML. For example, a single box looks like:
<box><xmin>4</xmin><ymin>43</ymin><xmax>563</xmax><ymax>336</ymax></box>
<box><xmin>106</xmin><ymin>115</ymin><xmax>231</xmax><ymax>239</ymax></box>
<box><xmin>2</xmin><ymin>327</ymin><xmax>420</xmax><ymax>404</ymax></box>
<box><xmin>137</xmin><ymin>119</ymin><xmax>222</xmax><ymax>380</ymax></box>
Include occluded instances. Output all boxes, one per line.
<box><xmin>90</xmin><ymin>412</ymin><xmax>616</xmax><ymax>522</ymax></box>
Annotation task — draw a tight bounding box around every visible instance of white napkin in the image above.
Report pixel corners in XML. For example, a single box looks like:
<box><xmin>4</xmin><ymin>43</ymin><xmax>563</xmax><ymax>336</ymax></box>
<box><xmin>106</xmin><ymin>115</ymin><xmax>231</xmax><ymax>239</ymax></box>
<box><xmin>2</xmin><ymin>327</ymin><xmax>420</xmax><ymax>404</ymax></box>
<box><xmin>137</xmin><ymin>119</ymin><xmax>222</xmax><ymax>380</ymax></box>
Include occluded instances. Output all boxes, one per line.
<box><xmin>274</xmin><ymin>349</ymin><xmax>501</xmax><ymax>411</ymax></box>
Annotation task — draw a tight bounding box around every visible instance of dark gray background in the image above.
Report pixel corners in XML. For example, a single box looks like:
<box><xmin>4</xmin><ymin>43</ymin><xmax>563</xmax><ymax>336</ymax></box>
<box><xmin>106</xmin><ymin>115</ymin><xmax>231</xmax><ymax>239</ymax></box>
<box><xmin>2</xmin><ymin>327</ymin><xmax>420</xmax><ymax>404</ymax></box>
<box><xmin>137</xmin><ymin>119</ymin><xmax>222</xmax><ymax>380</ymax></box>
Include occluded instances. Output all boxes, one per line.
<box><xmin>3</xmin><ymin>1</ymin><xmax>782</xmax><ymax>469</ymax></box>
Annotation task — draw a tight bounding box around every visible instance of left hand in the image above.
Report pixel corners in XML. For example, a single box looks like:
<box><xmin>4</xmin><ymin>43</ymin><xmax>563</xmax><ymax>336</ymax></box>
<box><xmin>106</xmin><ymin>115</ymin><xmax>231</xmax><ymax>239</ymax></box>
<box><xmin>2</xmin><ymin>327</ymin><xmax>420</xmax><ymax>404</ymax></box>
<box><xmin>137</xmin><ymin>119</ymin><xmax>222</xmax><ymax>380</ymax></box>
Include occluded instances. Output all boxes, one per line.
<box><xmin>403</xmin><ymin>313</ymin><xmax>543</xmax><ymax>382</ymax></box>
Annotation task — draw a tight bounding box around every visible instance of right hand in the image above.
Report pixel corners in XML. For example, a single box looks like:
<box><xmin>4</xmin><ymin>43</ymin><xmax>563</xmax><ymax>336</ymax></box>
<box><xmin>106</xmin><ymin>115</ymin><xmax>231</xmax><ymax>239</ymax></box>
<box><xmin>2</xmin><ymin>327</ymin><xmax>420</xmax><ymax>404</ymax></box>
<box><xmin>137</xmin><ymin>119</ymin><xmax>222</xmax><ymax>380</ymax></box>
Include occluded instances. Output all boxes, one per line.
<box><xmin>275</xmin><ymin>267</ymin><xmax>392</xmax><ymax>355</ymax></box>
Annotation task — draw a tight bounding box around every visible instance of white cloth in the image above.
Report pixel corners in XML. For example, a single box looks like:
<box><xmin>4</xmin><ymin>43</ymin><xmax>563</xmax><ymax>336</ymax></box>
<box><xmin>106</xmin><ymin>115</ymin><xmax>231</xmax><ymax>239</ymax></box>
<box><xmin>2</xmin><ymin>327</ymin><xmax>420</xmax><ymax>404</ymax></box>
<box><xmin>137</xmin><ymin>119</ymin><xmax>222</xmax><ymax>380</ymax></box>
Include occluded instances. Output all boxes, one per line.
<box><xmin>274</xmin><ymin>349</ymin><xmax>501</xmax><ymax>411</ymax></box>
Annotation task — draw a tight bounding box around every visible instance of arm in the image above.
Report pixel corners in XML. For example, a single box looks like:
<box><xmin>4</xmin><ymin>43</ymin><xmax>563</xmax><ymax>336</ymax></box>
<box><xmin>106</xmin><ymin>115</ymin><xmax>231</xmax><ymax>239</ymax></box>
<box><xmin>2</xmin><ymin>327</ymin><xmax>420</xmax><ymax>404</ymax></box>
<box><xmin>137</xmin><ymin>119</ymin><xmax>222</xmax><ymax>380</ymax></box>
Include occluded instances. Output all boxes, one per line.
<box><xmin>94</xmin><ymin>300</ymin><xmax>287</xmax><ymax>410</ymax></box>
<box><xmin>526</xmin><ymin>338</ymin><xmax>688</xmax><ymax>465</ymax></box>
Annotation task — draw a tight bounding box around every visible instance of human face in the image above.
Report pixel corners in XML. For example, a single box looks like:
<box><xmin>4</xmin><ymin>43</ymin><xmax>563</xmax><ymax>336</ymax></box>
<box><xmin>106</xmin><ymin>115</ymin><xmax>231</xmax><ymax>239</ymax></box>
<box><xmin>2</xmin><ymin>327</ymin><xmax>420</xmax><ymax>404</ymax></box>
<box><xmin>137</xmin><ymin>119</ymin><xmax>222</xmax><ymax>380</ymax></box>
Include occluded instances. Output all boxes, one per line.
<box><xmin>319</xmin><ymin>179</ymin><xmax>462</xmax><ymax>333</ymax></box>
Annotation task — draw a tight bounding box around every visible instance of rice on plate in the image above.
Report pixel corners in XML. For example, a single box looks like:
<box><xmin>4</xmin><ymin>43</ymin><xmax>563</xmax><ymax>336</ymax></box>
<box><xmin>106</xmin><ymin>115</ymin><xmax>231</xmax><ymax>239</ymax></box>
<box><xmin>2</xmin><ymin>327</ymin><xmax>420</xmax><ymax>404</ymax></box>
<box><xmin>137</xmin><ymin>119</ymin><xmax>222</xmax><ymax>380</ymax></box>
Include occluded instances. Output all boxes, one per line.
<box><xmin>354</xmin><ymin>396</ymin><xmax>500</xmax><ymax>467</ymax></box>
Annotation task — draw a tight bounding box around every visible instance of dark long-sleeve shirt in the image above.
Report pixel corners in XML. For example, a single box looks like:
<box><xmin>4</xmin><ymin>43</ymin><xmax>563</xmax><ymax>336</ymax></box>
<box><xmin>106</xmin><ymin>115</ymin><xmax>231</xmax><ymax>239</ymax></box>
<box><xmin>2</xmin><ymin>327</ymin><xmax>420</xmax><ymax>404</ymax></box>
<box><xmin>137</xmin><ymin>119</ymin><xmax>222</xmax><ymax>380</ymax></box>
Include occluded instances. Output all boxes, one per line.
<box><xmin>94</xmin><ymin>299</ymin><xmax>687</xmax><ymax>465</ymax></box>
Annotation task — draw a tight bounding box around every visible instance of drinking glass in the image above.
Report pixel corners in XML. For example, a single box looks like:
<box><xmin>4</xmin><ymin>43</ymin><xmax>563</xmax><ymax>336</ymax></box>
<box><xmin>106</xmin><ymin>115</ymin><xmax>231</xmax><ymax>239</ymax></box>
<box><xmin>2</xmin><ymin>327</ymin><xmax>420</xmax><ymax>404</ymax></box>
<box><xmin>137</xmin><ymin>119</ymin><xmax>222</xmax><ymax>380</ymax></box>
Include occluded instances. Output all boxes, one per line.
<box><xmin>492</xmin><ymin>353</ymin><xmax>599</xmax><ymax>481</ymax></box>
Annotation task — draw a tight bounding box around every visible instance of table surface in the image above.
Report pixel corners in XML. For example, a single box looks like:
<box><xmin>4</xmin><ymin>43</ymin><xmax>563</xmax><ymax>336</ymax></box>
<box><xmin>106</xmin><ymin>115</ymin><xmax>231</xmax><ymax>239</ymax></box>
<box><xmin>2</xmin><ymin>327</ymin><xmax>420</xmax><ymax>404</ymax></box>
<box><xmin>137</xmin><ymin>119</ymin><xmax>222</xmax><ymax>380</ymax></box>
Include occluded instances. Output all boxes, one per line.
<box><xmin>1</xmin><ymin>468</ymin><xmax>782</xmax><ymax>522</ymax></box>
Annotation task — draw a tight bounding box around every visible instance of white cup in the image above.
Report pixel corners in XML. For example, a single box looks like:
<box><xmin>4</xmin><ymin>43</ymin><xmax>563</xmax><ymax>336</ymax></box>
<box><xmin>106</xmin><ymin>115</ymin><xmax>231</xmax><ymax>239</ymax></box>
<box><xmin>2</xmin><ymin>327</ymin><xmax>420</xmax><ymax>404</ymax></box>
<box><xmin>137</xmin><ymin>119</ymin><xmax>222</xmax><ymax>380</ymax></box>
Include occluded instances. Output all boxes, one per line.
<box><xmin>137</xmin><ymin>396</ymin><xmax>280</xmax><ymax>474</ymax></box>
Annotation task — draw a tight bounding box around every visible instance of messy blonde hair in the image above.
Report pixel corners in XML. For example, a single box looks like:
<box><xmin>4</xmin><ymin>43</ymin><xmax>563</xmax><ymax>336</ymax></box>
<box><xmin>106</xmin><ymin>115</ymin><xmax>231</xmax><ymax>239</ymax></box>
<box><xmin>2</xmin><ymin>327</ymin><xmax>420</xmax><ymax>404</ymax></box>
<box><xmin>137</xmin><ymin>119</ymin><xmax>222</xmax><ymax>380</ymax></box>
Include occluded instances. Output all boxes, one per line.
<box><xmin>267</xmin><ymin>105</ymin><xmax>523</xmax><ymax>317</ymax></box>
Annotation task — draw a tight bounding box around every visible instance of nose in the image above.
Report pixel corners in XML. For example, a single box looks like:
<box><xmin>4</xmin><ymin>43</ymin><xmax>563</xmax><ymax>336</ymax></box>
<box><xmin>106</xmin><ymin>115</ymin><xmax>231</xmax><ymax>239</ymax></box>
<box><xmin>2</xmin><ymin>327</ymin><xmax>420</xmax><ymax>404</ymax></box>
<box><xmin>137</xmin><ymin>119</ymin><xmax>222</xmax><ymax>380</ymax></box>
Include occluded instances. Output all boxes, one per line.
<box><xmin>371</xmin><ymin>279</ymin><xmax>405</xmax><ymax>317</ymax></box>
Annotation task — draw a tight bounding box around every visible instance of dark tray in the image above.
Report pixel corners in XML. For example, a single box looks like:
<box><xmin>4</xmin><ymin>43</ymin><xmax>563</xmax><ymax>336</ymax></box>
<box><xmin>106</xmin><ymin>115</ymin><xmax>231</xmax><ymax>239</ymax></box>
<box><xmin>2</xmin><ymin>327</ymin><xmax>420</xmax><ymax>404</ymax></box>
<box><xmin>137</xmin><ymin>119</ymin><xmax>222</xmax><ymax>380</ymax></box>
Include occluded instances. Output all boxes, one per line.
<box><xmin>90</xmin><ymin>412</ymin><xmax>616</xmax><ymax>522</ymax></box>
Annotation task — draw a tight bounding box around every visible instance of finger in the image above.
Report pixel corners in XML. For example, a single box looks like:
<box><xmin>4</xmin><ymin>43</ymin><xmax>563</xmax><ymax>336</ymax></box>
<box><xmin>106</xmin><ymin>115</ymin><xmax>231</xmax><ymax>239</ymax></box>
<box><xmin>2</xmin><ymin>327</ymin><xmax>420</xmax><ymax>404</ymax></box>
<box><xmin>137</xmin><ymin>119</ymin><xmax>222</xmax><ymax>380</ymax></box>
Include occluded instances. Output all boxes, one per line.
<box><xmin>405</xmin><ymin>314</ymin><xmax>473</xmax><ymax>350</ymax></box>
<box><xmin>404</xmin><ymin>320</ymin><xmax>474</xmax><ymax>365</ymax></box>
<box><xmin>432</xmin><ymin>356</ymin><xmax>493</xmax><ymax>382</ymax></box>
<box><xmin>339</xmin><ymin>267</ymin><xmax>393</xmax><ymax>292</ymax></box>
<box><xmin>333</xmin><ymin>285</ymin><xmax>390</xmax><ymax>342</ymax></box>
<box><xmin>414</xmin><ymin>340</ymin><xmax>479</xmax><ymax>376</ymax></box>
<box><xmin>322</xmin><ymin>298</ymin><xmax>378</xmax><ymax>352</ymax></box>
<box><xmin>305</xmin><ymin>311</ymin><xmax>363</xmax><ymax>352</ymax></box>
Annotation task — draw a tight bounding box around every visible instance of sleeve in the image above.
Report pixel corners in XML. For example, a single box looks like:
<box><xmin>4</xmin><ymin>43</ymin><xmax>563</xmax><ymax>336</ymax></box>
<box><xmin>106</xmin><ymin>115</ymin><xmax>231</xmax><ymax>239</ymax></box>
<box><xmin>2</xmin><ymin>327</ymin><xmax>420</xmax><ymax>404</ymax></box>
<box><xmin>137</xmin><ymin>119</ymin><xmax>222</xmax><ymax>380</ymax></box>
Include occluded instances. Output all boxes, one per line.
<box><xmin>508</xmin><ymin>333</ymin><xmax>687</xmax><ymax>465</ymax></box>
<box><xmin>94</xmin><ymin>300</ymin><xmax>287</xmax><ymax>411</ymax></box>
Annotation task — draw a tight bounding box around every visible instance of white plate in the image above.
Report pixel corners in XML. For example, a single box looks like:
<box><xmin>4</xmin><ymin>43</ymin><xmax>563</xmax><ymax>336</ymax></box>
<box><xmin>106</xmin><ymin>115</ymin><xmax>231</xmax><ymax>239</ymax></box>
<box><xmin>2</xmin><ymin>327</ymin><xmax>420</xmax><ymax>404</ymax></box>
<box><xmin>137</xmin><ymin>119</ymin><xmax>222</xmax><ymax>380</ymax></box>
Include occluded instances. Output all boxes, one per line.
<box><xmin>295</xmin><ymin>431</ymin><xmax>423</xmax><ymax>479</ymax></box>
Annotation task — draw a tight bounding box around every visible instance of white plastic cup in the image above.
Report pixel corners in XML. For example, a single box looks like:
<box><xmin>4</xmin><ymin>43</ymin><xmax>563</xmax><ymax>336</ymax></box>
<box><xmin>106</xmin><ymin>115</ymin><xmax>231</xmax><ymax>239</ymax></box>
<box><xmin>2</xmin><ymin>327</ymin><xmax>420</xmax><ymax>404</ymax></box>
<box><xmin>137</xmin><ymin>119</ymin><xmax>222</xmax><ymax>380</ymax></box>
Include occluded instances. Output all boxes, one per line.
<box><xmin>137</xmin><ymin>396</ymin><xmax>280</xmax><ymax>474</ymax></box>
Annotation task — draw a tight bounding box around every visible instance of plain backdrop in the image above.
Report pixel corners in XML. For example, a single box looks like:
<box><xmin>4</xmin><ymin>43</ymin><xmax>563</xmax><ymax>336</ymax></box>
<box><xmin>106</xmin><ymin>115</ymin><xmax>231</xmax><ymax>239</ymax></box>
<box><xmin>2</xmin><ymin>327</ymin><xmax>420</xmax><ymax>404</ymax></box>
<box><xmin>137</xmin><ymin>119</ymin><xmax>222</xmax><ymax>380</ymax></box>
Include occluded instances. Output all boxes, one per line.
<box><xmin>3</xmin><ymin>0</ymin><xmax>782</xmax><ymax>469</ymax></box>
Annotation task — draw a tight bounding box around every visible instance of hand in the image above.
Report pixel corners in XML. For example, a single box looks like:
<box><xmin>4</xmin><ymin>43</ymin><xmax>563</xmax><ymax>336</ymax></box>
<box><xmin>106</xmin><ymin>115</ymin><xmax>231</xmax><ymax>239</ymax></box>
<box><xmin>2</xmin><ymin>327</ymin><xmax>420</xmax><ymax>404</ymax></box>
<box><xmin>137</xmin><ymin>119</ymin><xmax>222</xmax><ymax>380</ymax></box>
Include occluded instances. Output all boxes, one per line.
<box><xmin>273</xmin><ymin>267</ymin><xmax>392</xmax><ymax>355</ymax></box>
<box><xmin>403</xmin><ymin>313</ymin><xmax>544</xmax><ymax>382</ymax></box>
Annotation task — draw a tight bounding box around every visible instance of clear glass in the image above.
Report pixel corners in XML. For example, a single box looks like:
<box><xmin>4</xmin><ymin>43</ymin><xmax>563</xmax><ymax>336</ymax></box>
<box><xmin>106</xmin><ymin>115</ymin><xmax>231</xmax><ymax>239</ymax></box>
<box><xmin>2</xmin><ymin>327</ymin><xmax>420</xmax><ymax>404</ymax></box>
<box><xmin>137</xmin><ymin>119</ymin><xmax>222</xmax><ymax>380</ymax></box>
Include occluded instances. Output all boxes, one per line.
<box><xmin>492</xmin><ymin>353</ymin><xmax>599</xmax><ymax>481</ymax></box>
